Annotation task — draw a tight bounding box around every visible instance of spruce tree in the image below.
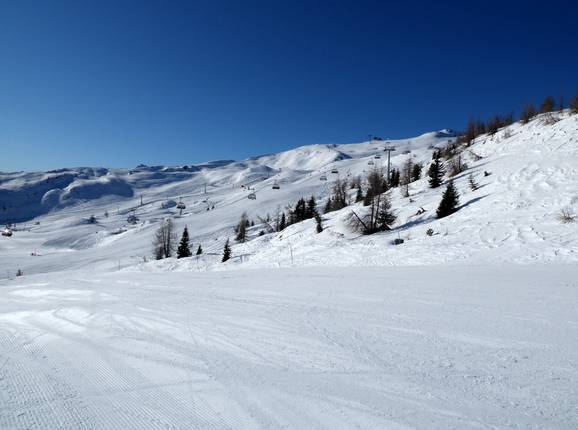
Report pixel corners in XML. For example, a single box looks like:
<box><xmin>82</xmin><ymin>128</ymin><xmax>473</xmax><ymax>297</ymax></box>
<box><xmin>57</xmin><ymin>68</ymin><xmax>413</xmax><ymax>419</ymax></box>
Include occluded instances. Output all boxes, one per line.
<box><xmin>428</xmin><ymin>157</ymin><xmax>445</xmax><ymax>188</ymax></box>
<box><xmin>355</xmin><ymin>187</ymin><xmax>364</xmax><ymax>203</ymax></box>
<box><xmin>177</xmin><ymin>227</ymin><xmax>192</xmax><ymax>258</ymax></box>
<box><xmin>411</xmin><ymin>163</ymin><xmax>422</xmax><ymax>181</ymax></box>
<box><xmin>436</xmin><ymin>180</ymin><xmax>460</xmax><ymax>218</ymax></box>
<box><xmin>279</xmin><ymin>213</ymin><xmax>286</xmax><ymax>230</ymax></box>
<box><xmin>315</xmin><ymin>213</ymin><xmax>323</xmax><ymax>233</ymax></box>
<box><xmin>222</xmin><ymin>238</ymin><xmax>231</xmax><ymax>262</ymax></box>
<box><xmin>196</xmin><ymin>244</ymin><xmax>203</xmax><ymax>255</ymax></box>
<box><xmin>235</xmin><ymin>212</ymin><xmax>248</xmax><ymax>242</ymax></box>
<box><xmin>376</xmin><ymin>194</ymin><xmax>396</xmax><ymax>230</ymax></box>
<box><xmin>468</xmin><ymin>174</ymin><xmax>479</xmax><ymax>191</ymax></box>
<box><xmin>306</xmin><ymin>196</ymin><xmax>317</xmax><ymax>219</ymax></box>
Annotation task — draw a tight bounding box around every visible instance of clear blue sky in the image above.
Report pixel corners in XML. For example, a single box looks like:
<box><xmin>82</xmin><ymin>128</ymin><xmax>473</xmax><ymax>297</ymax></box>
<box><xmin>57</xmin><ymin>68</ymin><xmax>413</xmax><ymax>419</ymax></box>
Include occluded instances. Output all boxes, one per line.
<box><xmin>1</xmin><ymin>0</ymin><xmax>576</xmax><ymax>171</ymax></box>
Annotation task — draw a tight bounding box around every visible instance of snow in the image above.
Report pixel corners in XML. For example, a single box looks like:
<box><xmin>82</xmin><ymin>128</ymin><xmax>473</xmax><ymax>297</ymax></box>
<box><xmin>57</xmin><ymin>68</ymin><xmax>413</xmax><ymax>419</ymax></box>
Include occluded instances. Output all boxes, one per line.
<box><xmin>1</xmin><ymin>111</ymin><xmax>578</xmax><ymax>428</ymax></box>
<box><xmin>1</xmin><ymin>266</ymin><xmax>577</xmax><ymax>429</ymax></box>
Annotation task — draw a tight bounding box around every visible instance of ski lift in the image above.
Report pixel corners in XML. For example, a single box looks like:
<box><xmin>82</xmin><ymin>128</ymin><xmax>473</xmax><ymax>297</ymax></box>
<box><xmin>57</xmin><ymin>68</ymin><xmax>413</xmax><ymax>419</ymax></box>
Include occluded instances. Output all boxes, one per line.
<box><xmin>176</xmin><ymin>197</ymin><xmax>186</xmax><ymax>215</ymax></box>
<box><xmin>2</xmin><ymin>228</ymin><xmax>13</xmax><ymax>237</ymax></box>
<box><xmin>331</xmin><ymin>168</ymin><xmax>338</xmax><ymax>174</ymax></box>
<box><xmin>374</xmin><ymin>154</ymin><xmax>381</xmax><ymax>159</ymax></box>
<box><xmin>368</xmin><ymin>160</ymin><xmax>375</xmax><ymax>165</ymax></box>
<box><xmin>272</xmin><ymin>180</ymin><xmax>280</xmax><ymax>190</ymax></box>
<box><xmin>248</xmin><ymin>192</ymin><xmax>256</xmax><ymax>200</ymax></box>
<box><xmin>320</xmin><ymin>174</ymin><xmax>327</xmax><ymax>181</ymax></box>
<box><xmin>127</xmin><ymin>214</ymin><xmax>139</xmax><ymax>225</ymax></box>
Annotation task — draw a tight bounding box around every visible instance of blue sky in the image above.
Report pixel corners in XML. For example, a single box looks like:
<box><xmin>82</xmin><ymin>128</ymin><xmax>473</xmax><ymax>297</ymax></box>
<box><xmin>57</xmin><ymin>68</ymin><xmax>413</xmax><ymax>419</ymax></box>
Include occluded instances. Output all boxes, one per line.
<box><xmin>1</xmin><ymin>0</ymin><xmax>576</xmax><ymax>171</ymax></box>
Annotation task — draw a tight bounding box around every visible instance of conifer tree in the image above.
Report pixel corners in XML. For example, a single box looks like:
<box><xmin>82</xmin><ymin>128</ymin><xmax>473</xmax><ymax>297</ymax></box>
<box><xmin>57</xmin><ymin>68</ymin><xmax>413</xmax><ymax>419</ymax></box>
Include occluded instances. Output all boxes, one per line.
<box><xmin>315</xmin><ymin>213</ymin><xmax>323</xmax><ymax>233</ymax></box>
<box><xmin>468</xmin><ymin>174</ymin><xmax>479</xmax><ymax>191</ymax></box>
<box><xmin>279</xmin><ymin>213</ymin><xmax>286</xmax><ymax>231</ymax></box>
<box><xmin>324</xmin><ymin>198</ymin><xmax>333</xmax><ymax>213</ymax></box>
<box><xmin>355</xmin><ymin>187</ymin><xmax>364</xmax><ymax>203</ymax></box>
<box><xmin>235</xmin><ymin>212</ymin><xmax>248</xmax><ymax>242</ymax></box>
<box><xmin>177</xmin><ymin>227</ymin><xmax>192</xmax><ymax>258</ymax></box>
<box><xmin>428</xmin><ymin>157</ymin><xmax>445</xmax><ymax>188</ymax></box>
<box><xmin>436</xmin><ymin>180</ymin><xmax>460</xmax><ymax>218</ymax></box>
<box><xmin>222</xmin><ymin>238</ymin><xmax>231</xmax><ymax>262</ymax></box>
<box><xmin>411</xmin><ymin>163</ymin><xmax>422</xmax><ymax>181</ymax></box>
<box><xmin>306</xmin><ymin>196</ymin><xmax>317</xmax><ymax>219</ymax></box>
<box><xmin>196</xmin><ymin>244</ymin><xmax>203</xmax><ymax>255</ymax></box>
<box><xmin>376</xmin><ymin>193</ymin><xmax>396</xmax><ymax>230</ymax></box>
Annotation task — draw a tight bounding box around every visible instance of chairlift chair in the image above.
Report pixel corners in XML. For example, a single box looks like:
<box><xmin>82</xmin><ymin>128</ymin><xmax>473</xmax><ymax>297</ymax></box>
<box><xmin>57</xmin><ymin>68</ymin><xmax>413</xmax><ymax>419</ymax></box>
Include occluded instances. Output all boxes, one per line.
<box><xmin>248</xmin><ymin>192</ymin><xmax>256</xmax><ymax>200</ymax></box>
<box><xmin>320</xmin><ymin>174</ymin><xmax>327</xmax><ymax>181</ymax></box>
<box><xmin>374</xmin><ymin>154</ymin><xmax>381</xmax><ymax>159</ymax></box>
<box><xmin>272</xmin><ymin>180</ymin><xmax>280</xmax><ymax>190</ymax></box>
<box><xmin>368</xmin><ymin>160</ymin><xmax>375</xmax><ymax>165</ymax></box>
<box><xmin>330</xmin><ymin>168</ymin><xmax>338</xmax><ymax>174</ymax></box>
<box><xmin>2</xmin><ymin>228</ymin><xmax>13</xmax><ymax>237</ymax></box>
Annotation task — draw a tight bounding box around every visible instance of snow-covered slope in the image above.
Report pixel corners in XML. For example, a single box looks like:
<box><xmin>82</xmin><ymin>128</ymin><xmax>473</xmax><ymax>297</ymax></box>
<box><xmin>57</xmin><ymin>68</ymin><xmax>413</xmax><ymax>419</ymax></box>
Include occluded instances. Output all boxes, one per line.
<box><xmin>1</xmin><ymin>113</ymin><xmax>578</xmax><ymax>430</ymax></box>
<box><xmin>2</xmin><ymin>113</ymin><xmax>577</xmax><ymax>277</ymax></box>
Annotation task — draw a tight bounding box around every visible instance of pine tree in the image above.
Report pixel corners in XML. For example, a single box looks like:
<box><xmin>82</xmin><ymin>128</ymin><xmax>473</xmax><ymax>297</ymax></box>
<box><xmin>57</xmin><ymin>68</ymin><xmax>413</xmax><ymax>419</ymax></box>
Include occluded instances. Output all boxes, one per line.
<box><xmin>428</xmin><ymin>157</ymin><xmax>445</xmax><ymax>188</ymax></box>
<box><xmin>222</xmin><ymin>238</ymin><xmax>231</xmax><ymax>262</ymax></box>
<box><xmin>196</xmin><ymin>244</ymin><xmax>203</xmax><ymax>255</ymax></box>
<box><xmin>324</xmin><ymin>198</ymin><xmax>333</xmax><ymax>213</ymax></box>
<box><xmin>376</xmin><ymin>193</ymin><xmax>396</xmax><ymax>230</ymax></box>
<box><xmin>235</xmin><ymin>212</ymin><xmax>248</xmax><ymax>242</ymax></box>
<box><xmin>355</xmin><ymin>187</ymin><xmax>364</xmax><ymax>203</ymax></box>
<box><xmin>306</xmin><ymin>196</ymin><xmax>317</xmax><ymax>219</ymax></box>
<box><xmin>315</xmin><ymin>213</ymin><xmax>323</xmax><ymax>233</ymax></box>
<box><xmin>177</xmin><ymin>227</ymin><xmax>192</xmax><ymax>258</ymax></box>
<box><xmin>411</xmin><ymin>163</ymin><xmax>422</xmax><ymax>181</ymax></box>
<box><xmin>468</xmin><ymin>174</ymin><xmax>479</xmax><ymax>191</ymax></box>
<box><xmin>436</xmin><ymin>180</ymin><xmax>460</xmax><ymax>218</ymax></box>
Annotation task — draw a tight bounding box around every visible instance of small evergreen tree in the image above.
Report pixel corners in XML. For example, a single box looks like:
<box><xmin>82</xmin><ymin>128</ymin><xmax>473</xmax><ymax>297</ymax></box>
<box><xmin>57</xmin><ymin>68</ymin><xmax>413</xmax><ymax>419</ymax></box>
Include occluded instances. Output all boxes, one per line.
<box><xmin>279</xmin><ymin>213</ymin><xmax>286</xmax><ymax>230</ymax></box>
<box><xmin>355</xmin><ymin>187</ymin><xmax>364</xmax><ymax>203</ymax></box>
<box><xmin>196</xmin><ymin>244</ymin><xmax>203</xmax><ymax>255</ymax></box>
<box><xmin>436</xmin><ymin>180</ymin><xmax>460</xmax><ymax>218</ymax></box>
<box><xmin>324</xmin><ymin>198</ymin><xmax>333</xmax><ymax>213</ymax></box>
<box><xmin>315</xmin><ymin>213</ymin><xmax>323</xmax><ymax>233</ymax></box>
<box><xmin>411</xmin><ymin>163</ymin><xmax>422</xmax><ymax>181</ymax></box>
<box><xmin>177</xmin><ymin>227</ymin><xmax>192</xmax><ymax>258</ymax></box>
<box><xmin>376</xmin><ymin>193</ymin><xmax>396</xmax><ymax>230</ymax></box>
<box><xmin>306</xmin><ymin>196</ymin><xmax>317</xmax><ymax>218</ymax></box>
<box><xmin>222</xmin><ymin>238</ymin><xmax>231</xmax><ymax>262</ymax></box>
<box><xmin>468</xmin><ymin>174</ymin><xmax>479</xmax><ymax>191</ymax></box>
<box><xmin>428</xmin><ymin>157</ymin><xmax>445</xmax><ymax>188</ymax></box>
<box><xmin>235</xmin><ymin>212</ymin><xmax>248</xmax><ymax>242</ymax></box>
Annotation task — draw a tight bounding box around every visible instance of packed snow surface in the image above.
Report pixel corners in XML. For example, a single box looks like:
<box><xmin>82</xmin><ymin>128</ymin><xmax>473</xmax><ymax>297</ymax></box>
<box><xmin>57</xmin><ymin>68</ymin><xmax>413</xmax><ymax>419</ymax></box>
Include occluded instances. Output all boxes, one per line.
<box><xmin>1</xmin><ymin>266</ymin><xmax>577</xmax><ymax>429</ymax></box>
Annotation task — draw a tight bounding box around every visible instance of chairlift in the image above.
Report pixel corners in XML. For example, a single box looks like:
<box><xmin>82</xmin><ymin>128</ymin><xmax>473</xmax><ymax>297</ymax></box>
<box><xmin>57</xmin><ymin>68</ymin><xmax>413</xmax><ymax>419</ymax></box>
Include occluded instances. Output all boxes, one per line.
<box><xmin>2</xmin><ymin>228</ymin><xmax>13</xmax><ymax>237</ymax></box>
<box><xmin>127</xmin><ymin>214</ymin><xmax>139</xmax><ymax>225</ymax></box>
<box><xmin>272</xmin><ymin>180</ymin><xmax>280</xmax><ymax>190</ymax></box>
<box><xmin>248</xmin><ymin>192</ymin><xmax>256</xmax><ymax>200</ymax></box>
<box><xmin>176</xmin><ymin>197</ymin><xmax>186</xmax><ymax>215</ymax></box>
<box><xmin>368</xmin><ymin>160</ymin><xmax>375</xmax><ymax>165</ymax></box>
<box><xmin>331</xmin><ymin>168</ymin><xmax>338</xmax><ymax>174</ymax></box>
<box><xmin>320</xmin><ymin>174</ymin><xmax>327</xmax><ymax>181</ymax></box>
<box><xmin>374</xmin><ymin>154</ymin><xmax>381</xmax><ymax>159</ymax></box>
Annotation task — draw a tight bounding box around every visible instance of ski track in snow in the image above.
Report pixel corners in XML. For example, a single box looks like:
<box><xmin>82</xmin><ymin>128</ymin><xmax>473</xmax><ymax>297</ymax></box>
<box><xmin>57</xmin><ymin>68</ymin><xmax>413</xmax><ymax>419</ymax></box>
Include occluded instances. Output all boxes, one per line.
<box><xmin>1</xmin><ymin>266</ymin><xmax>577</xmax><ymax>429</ymax></box>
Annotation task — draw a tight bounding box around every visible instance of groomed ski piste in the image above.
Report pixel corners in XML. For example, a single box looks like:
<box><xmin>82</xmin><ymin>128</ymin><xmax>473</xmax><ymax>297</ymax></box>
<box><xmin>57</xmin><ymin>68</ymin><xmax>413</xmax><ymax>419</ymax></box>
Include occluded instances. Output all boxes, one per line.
<box><xmin>1</xmin><ymin>112</ymin><xmax>577</xmax><ymax>429</ymax></box>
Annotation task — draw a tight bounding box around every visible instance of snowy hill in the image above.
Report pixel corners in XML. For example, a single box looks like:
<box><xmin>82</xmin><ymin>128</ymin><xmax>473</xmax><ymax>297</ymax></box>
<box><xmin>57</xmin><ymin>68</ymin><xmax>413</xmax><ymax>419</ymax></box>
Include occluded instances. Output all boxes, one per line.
<box><xmin>1</xmin><ymin>113</ymin><xmax>577</xmax><ymax>277</ymax></box>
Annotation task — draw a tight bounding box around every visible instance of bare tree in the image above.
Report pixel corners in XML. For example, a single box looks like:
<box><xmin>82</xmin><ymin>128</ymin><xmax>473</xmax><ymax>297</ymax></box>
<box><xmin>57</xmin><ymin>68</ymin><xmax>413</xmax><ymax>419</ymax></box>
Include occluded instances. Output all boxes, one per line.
<box><xmin>152</xmin><ymin>218</ymin><xmax>176</xmax><ymax>259</ymax></box>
